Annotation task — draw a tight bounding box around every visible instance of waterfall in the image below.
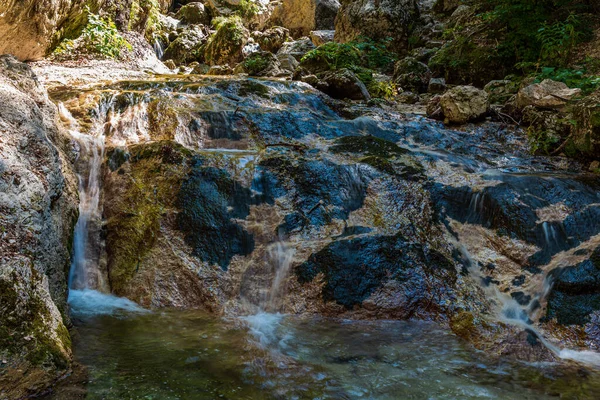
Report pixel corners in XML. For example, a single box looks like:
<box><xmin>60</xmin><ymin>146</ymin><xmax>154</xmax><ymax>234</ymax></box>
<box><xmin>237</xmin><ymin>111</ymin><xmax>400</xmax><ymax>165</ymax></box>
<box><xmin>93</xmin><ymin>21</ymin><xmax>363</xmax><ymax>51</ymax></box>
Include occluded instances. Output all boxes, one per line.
<box><xmin>265</xmin><ymin>241</ymin><xmax>296</xmax><ymax>312</ymax></box>
<box><xmin>457</xmin><ymin>234</ymin><xmax>600</xmax><ymax>367</ymax></box>
<box><xmin>241</xmin><ymin>240</ymin><xmax>296</xmax><ymax>349</ymax></box>
<box><xmin>59</xmin><ymin>102</ymin><xmax>145</xmax><ymax>316</ymax></box>
<box><xmin>62</xmin><ymin>103</ymin><xmax>107</xmax><ymax>291</ymax></box>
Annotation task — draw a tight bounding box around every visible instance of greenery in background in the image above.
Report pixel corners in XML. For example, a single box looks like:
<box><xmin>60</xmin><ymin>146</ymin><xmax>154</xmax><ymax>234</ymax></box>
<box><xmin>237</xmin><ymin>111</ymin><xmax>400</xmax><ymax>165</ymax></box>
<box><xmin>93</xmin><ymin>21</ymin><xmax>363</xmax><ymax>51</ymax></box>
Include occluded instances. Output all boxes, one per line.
<box><xmin>129</xmin><ymin>0</ymin><xmax>162</xmax><ymax>42</ymax></box>
<box><xmin>301</xmin><ymin>37</ymin><xmax>398</xmax><ymax>98</ymax></box>
<box><xmin>534</xmin><ymin>67</ymin><xmax>600</xmax><ymax>95</ymax></box>
<box><xmin>237</xmin><ymin>0</ymin><xmax>260</xmax><ymax>19</ymax></box>
<box><xmin>54</xmin><ymin>7</ymin><xmax>131</xmax><ymax>59</ymax></box>
<box><xmin>481</xmin><ymin>0</ymin><xmax>593</xmax><ymax>66</ymax></box>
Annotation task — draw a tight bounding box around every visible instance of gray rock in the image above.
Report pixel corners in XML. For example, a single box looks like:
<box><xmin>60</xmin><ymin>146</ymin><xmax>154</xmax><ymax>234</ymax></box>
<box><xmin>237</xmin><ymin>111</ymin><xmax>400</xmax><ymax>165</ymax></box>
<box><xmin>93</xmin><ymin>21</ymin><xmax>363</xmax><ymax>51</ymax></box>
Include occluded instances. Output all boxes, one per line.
<box><xmin>310</xmin><ymin>30</ymin><xmax>335</xmax><ymax>46</ymax></box>
<box><xmin>428</xmin><ymin>78</ymin><xmax>446</xmax><ymax>94</ymax></box>
<box><xmin>277</xmin><ymin>37</ymin><xmax>316</xmax><ymax>61</ymax></box>
<box><xmin>163</xmin><ymin>25</ymin><xmax>208</xmax><ymax>64</ymax></box>
<box><xmin>516</xmin><ymin>79</ymin><xmax>581</xmax><ymax>110</ymax></box>
<box><xmin>439</xmin><ymin>85</ymin><xmax>489</xmax><ymax>123</ymax></box>
<box><xmin>317</xmin><ymin>68</ymin><xmax>371</xmax><ymax>101</ymax></box>
<box><xmin>335</xmin><ymin>0</ymin><xmax>420</xmax><ymax>52</ymax></box>
<box><xmin>0</xmin><ymin>54</ymin><xmax>78</xmax><ymax>397</ymax></box>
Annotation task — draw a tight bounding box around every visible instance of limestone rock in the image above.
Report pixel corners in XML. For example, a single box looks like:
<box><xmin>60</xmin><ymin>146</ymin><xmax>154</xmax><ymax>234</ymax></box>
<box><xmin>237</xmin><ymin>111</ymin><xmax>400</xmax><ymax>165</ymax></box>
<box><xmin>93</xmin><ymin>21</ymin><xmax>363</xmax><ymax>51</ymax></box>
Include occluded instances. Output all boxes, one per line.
<box><xmin>310</xmin><ymin>30</ymin><xmax>335</xmax><ymax>46</ymax></box>
<box><xmin>269</xmin><ymin>0</ymin><xmax>341</xmax><ymax>37</ymax></box>
<box><xmin>0</xmin><ymin>55</ymin><xmax>78</xmax><ymax>396</ymax></box>
<box><xmin>335</xmin><ymin>0</ymin><xmax>420</xmax><ymax>52</ymax></box>
<box><xmin>0</xmin><ymin>0</ymin><xmax>99</xmax><ymax>61</ymax></box>
<box><xmin>277</xmin><ymin>53</ymin><xmax>300</xmax><ymax>74</ymax></box>
<box><xmin>516</xmin><ymin>79</ymin><xmax>581</xmax><ymax>110</ymax></box>
<box><xmin>439</xmin><ymin>85</ymin><xmax>489</xmax><ymax>124</ymax></box>
<box><xmin>163</xmin><ymin>25</ymin><xmax>208</xmax><ymax>65</ymax></box>
<box><xmin>277</xmin><ymin>37</ymin><xmax>316</xmax><ymax>61</ymax></box>
<box><xmin>252</xmin><ymin>26</ymin><xmax>290</xmax><ymax>53</ymax></box>
<box><xmin>428</xmin><ymin>78</ymin><xmax>446</xmax><ymax>94</ymax></box>
<box><xmin>176</xmin><ymin>2</ymin><xmax>211</xmax><ymax>25</ymax></box>
<box><xmin>207</xmin><ymin>65</ymin><xmax>234</xmax><ymax>75</ymax></box>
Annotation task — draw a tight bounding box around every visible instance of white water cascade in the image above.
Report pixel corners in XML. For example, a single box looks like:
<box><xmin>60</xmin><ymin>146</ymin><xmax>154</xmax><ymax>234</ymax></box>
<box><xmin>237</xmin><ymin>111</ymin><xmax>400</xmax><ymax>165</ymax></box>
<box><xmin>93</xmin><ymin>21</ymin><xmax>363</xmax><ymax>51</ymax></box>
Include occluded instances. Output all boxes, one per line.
<box><xmin>59</xmin><ymin>103</ymin><xmax>145</xmax><ymax>316</ymax></box>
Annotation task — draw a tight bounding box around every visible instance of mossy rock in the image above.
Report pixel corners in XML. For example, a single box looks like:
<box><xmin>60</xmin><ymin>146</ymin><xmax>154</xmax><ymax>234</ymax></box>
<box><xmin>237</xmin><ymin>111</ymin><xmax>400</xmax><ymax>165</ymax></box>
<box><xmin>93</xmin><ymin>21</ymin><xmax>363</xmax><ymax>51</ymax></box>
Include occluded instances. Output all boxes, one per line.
<box><xmin>331</xmin><ymin>135</ymin><xmax>408</xmax><ymax>158</ymax></box>
<box><xmin>204</xmin><ymin>16</ymin><xmax>249</xmax><ymax>66</ymax></box>
<box><xmin>429</xmin><ymin>39</ymin><xmax>509</xmax><ymax>87</ymax></box>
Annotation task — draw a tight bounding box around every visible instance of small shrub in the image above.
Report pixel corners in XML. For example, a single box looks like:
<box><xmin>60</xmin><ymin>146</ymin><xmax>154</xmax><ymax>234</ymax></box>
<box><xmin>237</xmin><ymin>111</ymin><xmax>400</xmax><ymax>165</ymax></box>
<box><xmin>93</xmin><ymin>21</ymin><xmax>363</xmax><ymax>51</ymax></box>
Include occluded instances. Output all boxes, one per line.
<box><xmin>368</xmin><ymin>80</ymin><xmax>397</xmax><ymax>100</ymax></box>
<box><xmin>238</xmin><ymin>0</ymin><xmax>260</xmax><ymax>19</ymax></box>
<box><xmin>54</xmin><ymin>7</ymin><xmax>131</xmax><ymax>59</ymax></box>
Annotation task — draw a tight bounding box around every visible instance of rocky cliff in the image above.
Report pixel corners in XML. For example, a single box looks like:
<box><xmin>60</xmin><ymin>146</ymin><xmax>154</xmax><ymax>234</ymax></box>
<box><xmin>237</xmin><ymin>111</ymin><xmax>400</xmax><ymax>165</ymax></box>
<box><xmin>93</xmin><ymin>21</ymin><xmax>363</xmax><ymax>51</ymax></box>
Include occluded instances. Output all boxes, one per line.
<box><xmin>0</xmin><ymin>55</ymin><xmax>78</xmax><ymax>399</ymax></box>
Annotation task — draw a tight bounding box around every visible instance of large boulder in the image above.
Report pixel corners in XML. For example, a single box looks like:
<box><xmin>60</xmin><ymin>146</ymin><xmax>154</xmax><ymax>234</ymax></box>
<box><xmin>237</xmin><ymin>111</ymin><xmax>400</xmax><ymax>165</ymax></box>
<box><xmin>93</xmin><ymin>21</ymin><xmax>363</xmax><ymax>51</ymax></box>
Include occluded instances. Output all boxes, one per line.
<box><xmin>0</xmin><ymin>55</ymin><xmax>78</xmax><ymax>397</ymax></box>
<box><xmin>335</xmin><ymin>0</ymin><xmax>420</xmax><ymax>53</ymax></box>
<box><xmin>516</xmin><ymin>79</ymin><xmax>581</xmax><ymax>110</ymax></box>
<box><xmin>204</xmin><ymin>16</ymin><xmax>250</xmax><ymax>66</ymax></box>
<box><xmin>439</xmin><ymin>85</ymin><xmax>489</xmax><ymax>124</ymax></box>
<box><xmin>316</xmin><ymin>68</ymin><xmax>371</xmax><ymax>101</ymax></box>
<box><xmin>252</xmin><ymin>26</ymin><xmax>290</xmax><ymax>53</ymax></box>
<box><xmin>163</xmin><ymin>24</ymin><xmax>208</xmax><ymax>65</ymax></box>
<box><xmin>393</xmin><ymin>57</ymin><xmax>432</xmax><ymax>93</ymax></box>
<box><xmin>176</xmin><ymin>2</ymin><xmax>211</xmax><ymax>25</ymax></box>
<box><xmin>269</xmin><ymin>0</ymin><xmax>341</xmax><ymax>37</ymax></box>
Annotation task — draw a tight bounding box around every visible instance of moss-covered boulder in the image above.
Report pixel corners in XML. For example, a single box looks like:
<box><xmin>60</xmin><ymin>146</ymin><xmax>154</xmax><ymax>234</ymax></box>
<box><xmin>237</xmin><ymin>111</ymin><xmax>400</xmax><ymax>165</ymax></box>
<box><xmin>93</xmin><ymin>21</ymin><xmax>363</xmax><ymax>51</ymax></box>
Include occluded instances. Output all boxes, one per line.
<box><xmin>204</xmin><ymin>16</ymin><xmax>250</xmax><ymax>66</ymax></box>
<box><xmin>163</xmin><ymin>24</ymin><xmax>208</xmax><ymax>65</ymax></box>
<box><xmin>176</xmin><ymin>2</ymin><xmax>211</xmax><ymax>25</ymax></box>
<box><xmin>429</xmin><ymin>39</ymin><xmax>509</xmax><ymax>87</ymax></box>
<box><xmin>237</xmin><ymin>51</ymin><xmax>284</xmax><ymax>77</ymax></box>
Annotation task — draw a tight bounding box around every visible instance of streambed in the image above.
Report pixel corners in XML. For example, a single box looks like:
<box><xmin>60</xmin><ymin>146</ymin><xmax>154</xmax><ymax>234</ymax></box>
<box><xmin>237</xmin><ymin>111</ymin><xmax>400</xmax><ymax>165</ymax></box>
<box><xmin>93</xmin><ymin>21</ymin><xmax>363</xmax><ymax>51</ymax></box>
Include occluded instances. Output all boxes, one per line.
<box><xmin>51</xmin><ymin>291</ymin><xmax>600</xmax><ymax>399</ymax></box>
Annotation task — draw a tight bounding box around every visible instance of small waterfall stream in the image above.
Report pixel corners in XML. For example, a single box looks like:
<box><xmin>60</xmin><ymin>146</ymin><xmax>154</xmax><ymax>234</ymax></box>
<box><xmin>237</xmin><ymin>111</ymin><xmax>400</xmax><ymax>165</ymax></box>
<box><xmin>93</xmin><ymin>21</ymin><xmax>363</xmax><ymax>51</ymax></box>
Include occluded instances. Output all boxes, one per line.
<box><xmin>59</xmin><ymin>102</ymin><xmax>144</xmax><ymax>316</ymax></box>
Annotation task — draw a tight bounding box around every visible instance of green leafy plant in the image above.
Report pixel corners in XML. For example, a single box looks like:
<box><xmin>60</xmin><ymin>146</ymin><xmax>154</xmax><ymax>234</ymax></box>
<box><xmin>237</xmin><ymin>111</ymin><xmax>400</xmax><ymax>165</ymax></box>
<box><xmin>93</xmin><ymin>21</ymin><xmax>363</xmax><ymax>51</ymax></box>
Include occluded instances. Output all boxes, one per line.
<box><xmin>527</xmin><ymin>127</ymin><xmax>560</xmax><ymax>154</ymax></box>
<box><xmin>536</xmin><ymin>14</ymin><xmax>581</xmax><ymax>66</ymax></box>
<box><xmin>368</xmin><ymin>80</ymin><xmax>397</xmax><ymax>100</ymax></box>
<box><xmin>535</xmin><ymin>67</ymin><xmax>600</xmax><ymax>94</ymax></box>
<box><xmin>237</xmin><ymin>0</ymin><xmax>260</xmax><ymax>18</ymax></box>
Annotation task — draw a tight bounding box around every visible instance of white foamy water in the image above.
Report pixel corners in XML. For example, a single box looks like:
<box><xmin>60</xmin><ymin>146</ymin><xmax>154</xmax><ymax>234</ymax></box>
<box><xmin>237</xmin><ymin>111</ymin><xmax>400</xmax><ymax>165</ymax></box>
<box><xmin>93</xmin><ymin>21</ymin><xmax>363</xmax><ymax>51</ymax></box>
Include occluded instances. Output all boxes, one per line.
<box><xmin>69</xmin><ymin>289</ymin><xmax>147</xmax><ymax>317</ymax></box>
<box><xmin>241</xmin><ymin>312</ymin><xmax>292</xmax><ymax>350</ymax></box>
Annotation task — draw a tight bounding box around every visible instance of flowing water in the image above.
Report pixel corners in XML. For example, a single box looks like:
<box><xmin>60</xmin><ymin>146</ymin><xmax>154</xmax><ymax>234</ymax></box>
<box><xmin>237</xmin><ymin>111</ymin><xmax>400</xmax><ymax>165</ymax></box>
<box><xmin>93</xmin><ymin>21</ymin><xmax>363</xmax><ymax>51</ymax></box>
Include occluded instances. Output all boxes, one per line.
<box><xmin>51</xmin><ymin>76</ymin><xmax>600</xmax><ymax>398</ymax></box>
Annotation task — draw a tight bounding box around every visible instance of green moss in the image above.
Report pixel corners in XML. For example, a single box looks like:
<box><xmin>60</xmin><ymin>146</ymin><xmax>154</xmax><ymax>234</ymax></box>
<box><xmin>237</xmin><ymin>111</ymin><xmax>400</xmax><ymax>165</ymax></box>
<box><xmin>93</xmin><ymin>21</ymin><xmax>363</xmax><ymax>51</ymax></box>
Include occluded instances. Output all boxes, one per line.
<box><xmin>360</xmin><ymin>156</ymin><xmax>395</xmax><ymax>174</ymax></box>
<box><xmin>106</xmin><ymin>142</ymin><xmax>191</xmax><ymax>294</ymax></box>
<box><xmin>0</xmin><ymin>272</ymin><xmax>70</xmax><ymax>369</ymax></box>
<box><xmin>331</xmin><ymin>135</ymin><xmax>408</xmax><ymax>158</ymax></box>
<box><xmin>242</xmin><ymin>55</ymin><xmax>270</xmax><ymax>75</ymax></box>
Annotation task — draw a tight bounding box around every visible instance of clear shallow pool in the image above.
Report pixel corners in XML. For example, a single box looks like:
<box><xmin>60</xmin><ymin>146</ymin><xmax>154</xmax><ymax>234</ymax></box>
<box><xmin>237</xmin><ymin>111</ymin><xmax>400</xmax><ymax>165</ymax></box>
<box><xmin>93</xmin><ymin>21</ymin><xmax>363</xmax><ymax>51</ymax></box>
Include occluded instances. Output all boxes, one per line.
<box><xmin>53</xmin><ymin>300</ymin><xmax>600</xmax><ymax>400</ymax></box>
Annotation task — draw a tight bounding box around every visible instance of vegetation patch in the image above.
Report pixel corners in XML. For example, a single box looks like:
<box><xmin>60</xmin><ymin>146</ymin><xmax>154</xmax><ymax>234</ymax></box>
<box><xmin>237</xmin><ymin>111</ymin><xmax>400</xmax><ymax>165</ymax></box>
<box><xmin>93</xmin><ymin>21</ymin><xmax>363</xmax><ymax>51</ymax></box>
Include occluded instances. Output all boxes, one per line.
<box><xmin>53</xmin><ymin>7</ymin><xmax>131</xmax><ymax>59</ymax></box>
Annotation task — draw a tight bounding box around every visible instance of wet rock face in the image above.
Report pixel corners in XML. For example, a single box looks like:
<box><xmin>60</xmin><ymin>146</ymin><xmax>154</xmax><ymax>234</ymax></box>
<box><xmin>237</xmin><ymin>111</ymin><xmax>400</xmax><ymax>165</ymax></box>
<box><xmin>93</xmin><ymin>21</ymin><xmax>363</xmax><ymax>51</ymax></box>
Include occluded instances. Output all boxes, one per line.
<box><xmin>335</xmin><ymin>0</ymin><xmax>420</xmax><ymax>53</ymax></box>
<box><xmin>296</xmin><ymin>235</ymin><xmax>456</xmax><ymax>311</ymax></box>
<box><xmin>177</xmin><ymin>161</ymin><xmax>260</xmax><ymax>270</ymax></box>
<box><xmin>546</xmin><ymin>247</ymin><xmax>600</xmax><ymax>326</ymax></box>
<box><xmin>0</xmin><ymin>56</ymin><xmax>78</xmax><ymax>395</ymax></box>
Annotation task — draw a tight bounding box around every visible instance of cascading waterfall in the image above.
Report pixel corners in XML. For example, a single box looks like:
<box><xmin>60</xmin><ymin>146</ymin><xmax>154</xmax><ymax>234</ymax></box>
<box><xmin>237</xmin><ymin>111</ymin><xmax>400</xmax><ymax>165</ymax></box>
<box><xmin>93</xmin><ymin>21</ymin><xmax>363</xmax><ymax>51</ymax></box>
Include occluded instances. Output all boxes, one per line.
<box><xmin>59</xmin><ymin>101</ymin><xmax>145</xmax><ymax>316</ymax></box>
<box><xmin>456</xmin><ymin>221</ymin><xmax>600</xmax><ymax>367</ymax></box>
<box><xmin>242</xmin><ymin>240</ymin><xmax>296</xmax><ymax>349</ymax></box>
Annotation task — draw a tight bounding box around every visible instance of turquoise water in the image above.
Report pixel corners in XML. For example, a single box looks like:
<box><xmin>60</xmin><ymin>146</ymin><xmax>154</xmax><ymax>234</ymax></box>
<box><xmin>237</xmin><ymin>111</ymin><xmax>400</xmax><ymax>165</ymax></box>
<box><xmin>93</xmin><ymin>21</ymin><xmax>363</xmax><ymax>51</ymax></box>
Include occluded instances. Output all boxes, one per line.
<box><xmin>58</xmin><ymin>297</ymin><xmax>600</xmax><ymax>399</ymax></box>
